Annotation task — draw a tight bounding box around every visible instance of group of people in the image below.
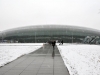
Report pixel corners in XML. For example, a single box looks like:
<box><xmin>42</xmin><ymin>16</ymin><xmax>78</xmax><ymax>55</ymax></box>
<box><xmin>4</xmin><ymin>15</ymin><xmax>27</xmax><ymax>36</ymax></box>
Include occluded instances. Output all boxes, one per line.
<box><xmin>51</xmin><ymin>40</ymin><xmax>63</xmax><ymax>57</ymax></box>
<box><xmin>59</xmin><ymin>40</ymin><xmax>63</xmax><ymax>45</ymax></box>
<box><xmin>51</xmin><ymin>40</ymin><xmax>63</xmax><ymax>50</ymax></box>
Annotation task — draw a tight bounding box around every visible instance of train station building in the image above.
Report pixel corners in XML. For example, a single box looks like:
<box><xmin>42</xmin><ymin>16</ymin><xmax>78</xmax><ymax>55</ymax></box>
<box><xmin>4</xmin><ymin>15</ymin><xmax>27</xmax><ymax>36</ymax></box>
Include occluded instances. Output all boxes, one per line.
<box><xmin>0</xmin><ymin>25</ymin><xmax>100</xmax><ymax>44</ymax></box>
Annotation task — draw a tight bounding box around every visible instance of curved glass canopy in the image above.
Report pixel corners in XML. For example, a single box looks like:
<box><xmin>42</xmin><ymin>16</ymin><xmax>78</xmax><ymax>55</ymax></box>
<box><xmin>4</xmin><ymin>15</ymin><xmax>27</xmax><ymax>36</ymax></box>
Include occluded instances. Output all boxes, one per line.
<box><xmin>0</xmin><ymin>25</ymin><xmax>100</xmax><ymax>43</ymax></box>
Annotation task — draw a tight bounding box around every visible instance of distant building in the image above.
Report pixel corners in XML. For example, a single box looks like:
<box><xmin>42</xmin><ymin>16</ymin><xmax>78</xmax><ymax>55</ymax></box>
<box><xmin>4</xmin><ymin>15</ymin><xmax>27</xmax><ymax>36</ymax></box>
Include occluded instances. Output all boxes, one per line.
<box><xmin>0</xmin><ymin>25</ymin><xmax>100</xmax><ymax>44</ymax></box>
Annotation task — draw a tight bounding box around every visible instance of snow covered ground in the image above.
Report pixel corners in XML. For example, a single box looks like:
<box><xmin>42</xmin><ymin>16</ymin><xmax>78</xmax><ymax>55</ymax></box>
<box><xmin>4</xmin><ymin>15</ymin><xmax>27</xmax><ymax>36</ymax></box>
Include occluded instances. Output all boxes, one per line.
<box><xmin>0</xmin><ymin>43</ymin><xmax>43</xmax><ymax>67</ymax></box>
<box><xmin>57</xmin><ymin>43</ymin><xmax>100</xmax><ymax>75</ymax></box>
<box><xmin>0</xmin><ymin>43</ymin><xmax>100</xmax><ymax>75</ymax></box>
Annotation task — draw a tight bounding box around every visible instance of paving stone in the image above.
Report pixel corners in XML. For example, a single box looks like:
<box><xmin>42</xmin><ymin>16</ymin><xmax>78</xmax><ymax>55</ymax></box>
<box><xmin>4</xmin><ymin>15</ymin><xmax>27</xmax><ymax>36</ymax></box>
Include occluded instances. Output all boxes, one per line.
<box><xmin>37</xmin><ymin>74</ymin><xmax>53</xmax><ymax>75</ymax></box>
<box><xmin>0</xmin><ymin>71</ymin><xmax>6</xmax><ymax>75</ymax></box>
<box><xmin>20</xmin><ymin>70</ymin><xmax>37</xmax><ymax>75</ymax></box>
<box><xmin>25</xmin><ymin>67</ymin><xmax>39</xmax><ymax>71</ymax></box>
<box><xmin>11</xmin><ymin>67</ymin><xmax>26</xmax><ymax>70</ymax></box>
<box><xmin>3</xmin><ymin>70</ymin><xmax>22</xmax><ymax>75</ymax></box>
<box><xmin>0</xmin><ymin>67</ymin><xmax>11</xmax><ymax>71</ymax></box>
<box><xmin>38</xmin><ymin>70</ymin><xmax>53</xmax><ymax>74</ymax></box>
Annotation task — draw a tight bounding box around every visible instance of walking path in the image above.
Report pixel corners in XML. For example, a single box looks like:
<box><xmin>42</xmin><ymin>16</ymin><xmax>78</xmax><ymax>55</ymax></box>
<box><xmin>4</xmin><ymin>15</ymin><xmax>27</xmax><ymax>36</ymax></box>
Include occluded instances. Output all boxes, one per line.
<box><xmin>0</xmin><ymin>44</ymin><xmax>70</xmax><ymax>75</ymax></box>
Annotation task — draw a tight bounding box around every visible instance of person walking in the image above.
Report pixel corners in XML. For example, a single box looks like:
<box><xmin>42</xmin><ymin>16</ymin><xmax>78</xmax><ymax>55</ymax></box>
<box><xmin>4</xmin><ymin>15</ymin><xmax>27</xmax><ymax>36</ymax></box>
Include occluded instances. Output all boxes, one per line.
<box><xmin>52</xmin><ymin>41</ymin><xmax>56</xmax><ymax>57</ymax></box>
<box><xmin>52</xmin><ymin>41</ymin><xmax>56</xmax><ymax>50</ymax></box>
<box><xmin>61</xmin><ymin>40</ymin><xmax>63</xmax><ymax>45</ymax></box>
<box><xmin>59</xmin><ymin>40</ymin><xmax>63</xmax><ymax>45</ymax></box>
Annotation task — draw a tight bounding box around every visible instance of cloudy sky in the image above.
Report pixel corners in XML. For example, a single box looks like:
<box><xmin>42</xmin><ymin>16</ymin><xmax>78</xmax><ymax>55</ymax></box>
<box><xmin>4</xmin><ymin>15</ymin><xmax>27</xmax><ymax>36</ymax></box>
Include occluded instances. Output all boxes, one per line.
<box><xmin>0</xmin><ymin>0</ymin><xmax>100</xmax><ymax>31</ymax></box>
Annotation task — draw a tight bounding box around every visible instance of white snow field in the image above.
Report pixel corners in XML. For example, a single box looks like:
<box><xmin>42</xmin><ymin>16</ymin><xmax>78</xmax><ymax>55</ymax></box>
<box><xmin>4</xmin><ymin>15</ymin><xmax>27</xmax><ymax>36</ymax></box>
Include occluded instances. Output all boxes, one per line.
<box><xmin>0</xmin><ymin>43</ymin><xmax>43</xmax><ymax>67</ymax></box>
<box><xmin>57</xmin><ymin>44</ymin><xmax>100</xmax><ymax>75</ymax></box>
<box><xmin>0</xmin><ymin>43</ymin><xmax>100</xmax><ymax>75</ymax></box>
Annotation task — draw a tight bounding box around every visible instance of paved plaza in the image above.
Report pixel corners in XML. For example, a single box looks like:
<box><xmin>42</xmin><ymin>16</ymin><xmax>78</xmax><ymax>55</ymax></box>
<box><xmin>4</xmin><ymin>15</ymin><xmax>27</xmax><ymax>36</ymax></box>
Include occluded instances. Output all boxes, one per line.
<box><xmin>0</xmin><ymin>44</ymin><xmax>70</xmax><ymax>75</ymax></box>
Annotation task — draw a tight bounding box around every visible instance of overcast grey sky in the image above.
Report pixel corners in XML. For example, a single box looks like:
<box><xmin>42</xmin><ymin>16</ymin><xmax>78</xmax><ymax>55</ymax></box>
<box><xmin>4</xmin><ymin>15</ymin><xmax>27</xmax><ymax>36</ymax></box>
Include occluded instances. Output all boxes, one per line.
<box><xmin>0</xmin><ymin>0</ymin><xmax>100</xmax><ymax>31</ymax></box>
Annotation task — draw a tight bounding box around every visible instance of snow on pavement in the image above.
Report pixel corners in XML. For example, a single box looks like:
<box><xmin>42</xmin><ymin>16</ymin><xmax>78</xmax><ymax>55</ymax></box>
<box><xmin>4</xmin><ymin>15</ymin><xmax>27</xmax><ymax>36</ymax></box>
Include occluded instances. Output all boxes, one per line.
<box><xmin>0</xmin><ymin>43</ymin><xmax>43</xmax><ymax>67</ymax></box>
<box><xmin>57</xmin><ymin>44</ymin><xmax>100</xmax><ymax>75</ymax></box>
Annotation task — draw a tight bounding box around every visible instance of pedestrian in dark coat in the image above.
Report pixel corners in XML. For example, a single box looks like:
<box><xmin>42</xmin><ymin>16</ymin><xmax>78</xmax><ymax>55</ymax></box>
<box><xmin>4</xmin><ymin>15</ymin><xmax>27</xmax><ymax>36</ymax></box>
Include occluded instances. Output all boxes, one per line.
<box><xmin>61</xmin><ymin>40</ymin><xmax>63</xmax><ymax>45</ymax></box>
<box><xmin>52</xmin><ymin>41</ymin><xmax>56</xmax><ymax>57</ymax></box>
<box><xmin>52</xmin><ymin>41</ymin><xmax>56</xmax><ymax>50</ymax></box>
